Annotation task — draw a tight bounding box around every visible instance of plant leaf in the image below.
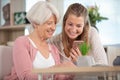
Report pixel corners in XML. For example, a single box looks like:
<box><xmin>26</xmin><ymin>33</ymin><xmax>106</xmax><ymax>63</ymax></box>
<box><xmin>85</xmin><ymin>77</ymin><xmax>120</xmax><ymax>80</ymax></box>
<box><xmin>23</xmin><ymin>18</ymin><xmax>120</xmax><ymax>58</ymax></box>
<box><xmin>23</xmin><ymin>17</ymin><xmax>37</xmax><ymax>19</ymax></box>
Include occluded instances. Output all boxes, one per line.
<box><xmin>78</xmin><ymin>42</ymin><xmax>90</xmax><ymax>56</ymax></box>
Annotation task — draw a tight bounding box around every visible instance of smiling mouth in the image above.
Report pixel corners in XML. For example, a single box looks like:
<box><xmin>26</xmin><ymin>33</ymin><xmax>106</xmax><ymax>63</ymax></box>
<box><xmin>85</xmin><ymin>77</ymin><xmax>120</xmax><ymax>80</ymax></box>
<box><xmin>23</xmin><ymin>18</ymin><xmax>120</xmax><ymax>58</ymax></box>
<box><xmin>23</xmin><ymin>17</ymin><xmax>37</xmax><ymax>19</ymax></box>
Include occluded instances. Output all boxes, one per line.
<box><xmin>69</xmin><ymin>31</ymin><xmax>77</xmax><ymax>36</ymax></box>
<box><xmin>47</xmin><ymin>30</ymin><xmax>54</xmax><ymax>35</ymax></box>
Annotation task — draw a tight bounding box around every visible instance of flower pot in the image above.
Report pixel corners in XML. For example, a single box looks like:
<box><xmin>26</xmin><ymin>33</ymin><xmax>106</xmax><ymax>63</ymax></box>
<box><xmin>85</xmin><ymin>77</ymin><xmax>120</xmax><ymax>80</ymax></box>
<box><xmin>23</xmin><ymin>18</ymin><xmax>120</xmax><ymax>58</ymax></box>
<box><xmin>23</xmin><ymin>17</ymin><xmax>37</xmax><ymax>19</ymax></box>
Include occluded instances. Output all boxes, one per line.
<box><xmin>76</xmin><ymin>56</ymin><xmax>95</xmax><ymax>67</ymax></box>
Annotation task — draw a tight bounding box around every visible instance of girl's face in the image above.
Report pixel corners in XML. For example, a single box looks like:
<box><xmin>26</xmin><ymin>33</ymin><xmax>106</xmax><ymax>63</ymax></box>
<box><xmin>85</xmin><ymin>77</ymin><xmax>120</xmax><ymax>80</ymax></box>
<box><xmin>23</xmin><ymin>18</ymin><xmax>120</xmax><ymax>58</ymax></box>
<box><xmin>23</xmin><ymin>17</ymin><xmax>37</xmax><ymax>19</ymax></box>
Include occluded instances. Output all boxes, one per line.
<box><xmin>65</xmin><ymin>14</ymin><xmax>85</xmax><ymax>40</ymax></box>
<box><xmin>37</xmin><ymin>15</ymin><xmax>56</xmax><ymax>39</ymax></box>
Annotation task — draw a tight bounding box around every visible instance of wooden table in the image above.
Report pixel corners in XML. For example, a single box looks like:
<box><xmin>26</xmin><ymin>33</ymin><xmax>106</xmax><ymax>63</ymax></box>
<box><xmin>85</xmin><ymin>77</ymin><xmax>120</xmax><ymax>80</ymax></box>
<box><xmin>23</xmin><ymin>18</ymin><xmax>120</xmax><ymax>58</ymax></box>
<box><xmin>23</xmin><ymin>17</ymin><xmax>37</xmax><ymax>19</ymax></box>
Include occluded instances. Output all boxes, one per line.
<box><xmin>33</xmin><ymin>66</ymin><xmax>120</xmax><ymax>80</ymax></box>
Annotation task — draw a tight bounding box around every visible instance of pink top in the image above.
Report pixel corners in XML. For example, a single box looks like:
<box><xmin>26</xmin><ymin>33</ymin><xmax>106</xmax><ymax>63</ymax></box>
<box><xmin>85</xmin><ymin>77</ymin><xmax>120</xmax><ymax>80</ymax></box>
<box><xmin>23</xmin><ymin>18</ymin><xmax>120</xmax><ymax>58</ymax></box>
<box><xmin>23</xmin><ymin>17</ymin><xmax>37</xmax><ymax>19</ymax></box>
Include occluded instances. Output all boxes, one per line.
<box><xmin>4</xmin><ymin>36</ymin><xmax>60</xmax><ymax>80</ymax></box>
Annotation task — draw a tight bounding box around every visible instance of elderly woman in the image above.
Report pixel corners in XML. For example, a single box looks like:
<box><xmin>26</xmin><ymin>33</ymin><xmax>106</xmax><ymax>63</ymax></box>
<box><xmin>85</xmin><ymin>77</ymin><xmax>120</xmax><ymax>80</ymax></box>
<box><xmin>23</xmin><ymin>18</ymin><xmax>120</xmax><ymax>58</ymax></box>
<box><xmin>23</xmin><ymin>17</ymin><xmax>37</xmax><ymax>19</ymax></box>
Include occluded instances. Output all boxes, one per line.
<box><xmin>4</xmin><ymin>1</ymin><xmax>64</xmax><ymax>80</ymax></box>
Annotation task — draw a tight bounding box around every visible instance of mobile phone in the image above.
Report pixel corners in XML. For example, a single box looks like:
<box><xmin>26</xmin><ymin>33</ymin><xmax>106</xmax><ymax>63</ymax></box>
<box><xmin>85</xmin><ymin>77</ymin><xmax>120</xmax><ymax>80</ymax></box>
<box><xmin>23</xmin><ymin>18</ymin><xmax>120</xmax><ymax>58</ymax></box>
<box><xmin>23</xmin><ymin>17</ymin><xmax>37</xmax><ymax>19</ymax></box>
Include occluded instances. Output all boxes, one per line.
<box><xmin>72</xmin><ymin>40</ymin><xmax>84</xmax><ymax>48</ymax></box>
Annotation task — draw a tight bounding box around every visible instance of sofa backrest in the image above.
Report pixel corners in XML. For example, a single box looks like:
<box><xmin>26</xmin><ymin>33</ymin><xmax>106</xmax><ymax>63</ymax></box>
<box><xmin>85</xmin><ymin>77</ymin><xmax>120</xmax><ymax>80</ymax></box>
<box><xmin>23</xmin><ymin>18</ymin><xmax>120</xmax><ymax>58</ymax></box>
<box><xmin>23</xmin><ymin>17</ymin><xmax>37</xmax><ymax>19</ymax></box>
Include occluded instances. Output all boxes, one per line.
<box><xmin>0</xmin><ymin>46</ymin><xmax>13</xmax><ymax>80</ymax></box>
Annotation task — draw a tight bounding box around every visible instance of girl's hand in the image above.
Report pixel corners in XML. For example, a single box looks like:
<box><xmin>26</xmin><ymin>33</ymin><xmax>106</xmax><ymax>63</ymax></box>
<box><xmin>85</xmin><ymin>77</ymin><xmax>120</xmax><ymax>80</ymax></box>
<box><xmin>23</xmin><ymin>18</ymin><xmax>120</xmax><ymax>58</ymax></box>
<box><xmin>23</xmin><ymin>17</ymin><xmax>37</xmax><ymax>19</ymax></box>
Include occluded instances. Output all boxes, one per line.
<box><xmin>70</xmin><ymin>47</ymin><xmax>82</xmax><ymax>62</ymax></box>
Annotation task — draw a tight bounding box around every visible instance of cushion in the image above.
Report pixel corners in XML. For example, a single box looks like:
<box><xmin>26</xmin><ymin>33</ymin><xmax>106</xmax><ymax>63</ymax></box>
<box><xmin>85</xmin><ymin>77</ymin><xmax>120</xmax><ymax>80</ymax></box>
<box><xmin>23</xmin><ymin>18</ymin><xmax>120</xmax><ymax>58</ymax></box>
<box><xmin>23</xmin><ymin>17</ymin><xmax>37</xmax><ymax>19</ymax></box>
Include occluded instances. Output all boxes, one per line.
<box><xmin>0</xmin><ymin>46</ymin><xmax>13</xmax><ymax>79</ymax></box>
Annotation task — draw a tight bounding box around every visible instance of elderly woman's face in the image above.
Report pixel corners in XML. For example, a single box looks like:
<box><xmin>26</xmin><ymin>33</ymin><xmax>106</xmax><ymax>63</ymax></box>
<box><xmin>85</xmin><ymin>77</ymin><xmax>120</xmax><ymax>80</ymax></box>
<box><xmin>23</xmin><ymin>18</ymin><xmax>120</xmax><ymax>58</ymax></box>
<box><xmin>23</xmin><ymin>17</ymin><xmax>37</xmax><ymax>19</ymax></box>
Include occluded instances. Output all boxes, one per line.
<box><xmin>37</xmin><ymin>15</ymin><xmax>56</xmax><ymax>39</ymax></box>
<box><xmin>65</xmin><ymin>14</ymin><xmax>84</xmax><ymax>40</ymax></box>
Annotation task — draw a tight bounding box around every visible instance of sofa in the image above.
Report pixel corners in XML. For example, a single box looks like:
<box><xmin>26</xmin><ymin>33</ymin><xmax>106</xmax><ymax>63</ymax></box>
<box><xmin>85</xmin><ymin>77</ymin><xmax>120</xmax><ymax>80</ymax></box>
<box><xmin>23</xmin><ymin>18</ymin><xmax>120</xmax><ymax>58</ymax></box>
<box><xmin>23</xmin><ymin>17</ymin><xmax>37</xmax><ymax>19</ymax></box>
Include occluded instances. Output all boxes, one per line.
<box><xmin>0</xmin><ymin>46</ymin><xmax>13</xmax><ymax>80</ymax></box>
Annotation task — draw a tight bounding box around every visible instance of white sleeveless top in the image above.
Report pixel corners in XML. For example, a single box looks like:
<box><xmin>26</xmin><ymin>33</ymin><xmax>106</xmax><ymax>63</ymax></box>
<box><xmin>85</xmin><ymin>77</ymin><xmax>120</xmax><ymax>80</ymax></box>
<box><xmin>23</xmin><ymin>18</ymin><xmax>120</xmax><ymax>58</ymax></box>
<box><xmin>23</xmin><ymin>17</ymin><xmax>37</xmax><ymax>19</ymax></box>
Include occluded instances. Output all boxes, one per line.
<box><xmin>28</xmin><ymin>38</ymin><xmax>55</xmax><ymax>68</ymax></box>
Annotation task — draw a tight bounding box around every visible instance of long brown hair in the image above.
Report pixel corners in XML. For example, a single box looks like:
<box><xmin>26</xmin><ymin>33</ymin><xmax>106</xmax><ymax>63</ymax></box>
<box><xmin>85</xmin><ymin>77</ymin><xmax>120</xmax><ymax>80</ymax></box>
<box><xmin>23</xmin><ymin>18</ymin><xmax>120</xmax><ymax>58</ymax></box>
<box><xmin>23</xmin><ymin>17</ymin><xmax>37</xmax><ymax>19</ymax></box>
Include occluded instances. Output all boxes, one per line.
<box><xmin>62</xmin><ymin>3</ymin><xmax>90</xmax><ymax>57</ymax></box>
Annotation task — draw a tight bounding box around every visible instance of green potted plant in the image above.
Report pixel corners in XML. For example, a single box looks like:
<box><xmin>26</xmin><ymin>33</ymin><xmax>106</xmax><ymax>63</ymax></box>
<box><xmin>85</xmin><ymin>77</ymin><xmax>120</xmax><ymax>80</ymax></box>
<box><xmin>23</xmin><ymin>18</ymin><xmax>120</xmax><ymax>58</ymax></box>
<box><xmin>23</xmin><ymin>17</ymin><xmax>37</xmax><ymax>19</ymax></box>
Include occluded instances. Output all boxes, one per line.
<box><xmin>76</xmin><ymin>42</ymin><xmax>95</xmax><ymax>67</ymax></box>
<box><xmin>88</xmin><ymin>5</ymin><xmax>108</xmax><ymax>30</ymax></box>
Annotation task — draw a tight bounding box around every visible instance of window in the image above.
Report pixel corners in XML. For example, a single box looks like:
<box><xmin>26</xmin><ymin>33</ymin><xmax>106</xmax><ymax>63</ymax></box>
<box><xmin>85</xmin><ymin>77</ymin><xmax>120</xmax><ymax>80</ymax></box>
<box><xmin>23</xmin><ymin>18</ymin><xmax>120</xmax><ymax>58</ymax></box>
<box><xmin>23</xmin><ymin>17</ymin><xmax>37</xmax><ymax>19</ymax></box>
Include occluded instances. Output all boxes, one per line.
<box><xmin>26</xmin><ymin>0</ymin><xmax>45</xmax><ymax>12</ymax></box>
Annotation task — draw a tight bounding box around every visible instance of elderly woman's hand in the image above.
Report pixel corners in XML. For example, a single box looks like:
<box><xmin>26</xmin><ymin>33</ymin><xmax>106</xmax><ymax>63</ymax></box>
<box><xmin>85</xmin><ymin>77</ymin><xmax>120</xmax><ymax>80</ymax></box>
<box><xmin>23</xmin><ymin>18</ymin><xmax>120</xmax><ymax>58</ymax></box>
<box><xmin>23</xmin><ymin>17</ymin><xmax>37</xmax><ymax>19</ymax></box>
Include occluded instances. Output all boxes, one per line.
<box><xmin>52</xmin><ymin>61</ymin><xmax>76</xmax><ymax>68</ymax></box>
<box><xmin>54</xmin><ymin>74</ymin><xmax>74</xmax><ymax>80</ymax></box>
<box><xmin>50</xmin><ymin>61</ymin><xmax>76</xmax><ymax>80</ymax></box>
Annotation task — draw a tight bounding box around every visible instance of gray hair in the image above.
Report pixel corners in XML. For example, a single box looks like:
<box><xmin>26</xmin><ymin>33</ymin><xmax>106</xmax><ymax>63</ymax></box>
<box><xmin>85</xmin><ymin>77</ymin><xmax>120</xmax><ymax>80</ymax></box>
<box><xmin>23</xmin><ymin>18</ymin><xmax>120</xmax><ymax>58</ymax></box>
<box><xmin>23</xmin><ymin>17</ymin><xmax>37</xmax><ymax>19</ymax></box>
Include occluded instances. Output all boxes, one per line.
<box><xmin>26</xmin><ymin>1</ymin><xmax>59</xmax><ymax>25</ymax></box>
